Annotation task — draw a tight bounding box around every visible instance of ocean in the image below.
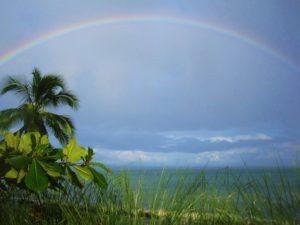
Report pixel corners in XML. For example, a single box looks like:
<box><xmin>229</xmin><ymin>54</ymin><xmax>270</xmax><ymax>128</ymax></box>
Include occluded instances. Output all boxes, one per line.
<box><xmin>113</xmin><ymin>167</ymin><xmax>300</xmax><ymax>194</ymax></box>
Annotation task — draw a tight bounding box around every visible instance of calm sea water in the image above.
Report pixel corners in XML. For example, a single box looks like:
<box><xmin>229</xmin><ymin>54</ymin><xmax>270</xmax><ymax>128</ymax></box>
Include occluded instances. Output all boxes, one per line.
<box><xmin>113</xmin><ymin>167</ymin><xmax>300</xmax><ymax>193</ymax></box>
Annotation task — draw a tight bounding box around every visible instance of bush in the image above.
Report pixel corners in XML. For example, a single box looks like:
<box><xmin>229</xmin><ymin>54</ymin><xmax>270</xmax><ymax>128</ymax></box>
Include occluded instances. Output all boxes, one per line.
<box><xmin>0</xmin><ymin>132</ymin><xmax>111</xmax><ymax>193</ymax></box>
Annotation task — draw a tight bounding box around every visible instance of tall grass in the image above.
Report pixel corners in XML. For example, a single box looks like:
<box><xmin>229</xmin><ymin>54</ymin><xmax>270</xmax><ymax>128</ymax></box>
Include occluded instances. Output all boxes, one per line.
<box><xmin>0</xmin><ymin>167</ymin><xmax>299</xmax><ymax>225</ymax></box>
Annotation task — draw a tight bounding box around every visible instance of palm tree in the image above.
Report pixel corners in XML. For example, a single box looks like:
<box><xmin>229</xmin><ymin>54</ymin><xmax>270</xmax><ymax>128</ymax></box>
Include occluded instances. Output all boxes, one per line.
<box><xmin>0</xmin><ymin>68</ymin><xmax>79</xmax><ymax>144</ymax></box>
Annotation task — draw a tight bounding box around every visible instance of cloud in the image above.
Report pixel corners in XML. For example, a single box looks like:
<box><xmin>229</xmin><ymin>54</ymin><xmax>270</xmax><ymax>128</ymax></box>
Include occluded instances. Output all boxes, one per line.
<box><xmin>164</xmin><ymin>132</ymin><xmax>272</xmax><ymax>143</ymax></box>
<box><xmin>112</xmin><ymin>150</ymin><xmax>150</xmax><ymax>162</ymax></box>
<box><xmin>159</xmin><ymin>132</ymin><xmax>273</xmax><ymax>152</ymax></box>
<box><xmin>190</xmin><ymin>147</ymin><xmax>258</xmax><ymax>165</ymax></box>
<box><xmin>1</xmin><ymin>0</ymin><xmax>300</xmax><ymax>168</ymax></box>
<box><xmin>209</xmin><ymin>133</ymin><xmax>272</xmax><ymax>143</ymax></box>
<box><xmin>93</xmin><ymin>144</ymin><xmax>298</xmax><ymax>168</ymax></box>
<box><xmin>94</xmin><ymin>148</ymin><xmax>167</xmax><ymax>166</ymax></box>
<box><xmin>75</xmin><ymin>128</ymin><xmax>274</xmax><ymax>154</ymax></box>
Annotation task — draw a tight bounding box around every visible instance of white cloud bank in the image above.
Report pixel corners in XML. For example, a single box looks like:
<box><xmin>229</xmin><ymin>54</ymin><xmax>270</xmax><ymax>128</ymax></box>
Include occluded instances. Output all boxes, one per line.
<box><xmin>93</xmin><ymin>147</ymin><xmax>266</xmax><ymax>167</ymax></box>
<box><xmin>209</xmin><ymin>133</ymin><xmax>272</xmax><ymax>143</ymax></box>
<box><xmin>93</xmin><ymin>140</ymin><xmax>300</xmax><ymax>167</ymax></box>
<box><xmin>164</xmin><ymin>132</ymin><xmax>272</xmax><ymax>143</ymax></box>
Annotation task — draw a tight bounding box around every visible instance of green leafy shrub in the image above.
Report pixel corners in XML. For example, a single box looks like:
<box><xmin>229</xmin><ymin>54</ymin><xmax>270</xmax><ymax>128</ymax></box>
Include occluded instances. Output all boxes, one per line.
<box><xmin>0</xmin><ymin>131</ymin><xmax>111</xmax><ymax>193</ymax></box>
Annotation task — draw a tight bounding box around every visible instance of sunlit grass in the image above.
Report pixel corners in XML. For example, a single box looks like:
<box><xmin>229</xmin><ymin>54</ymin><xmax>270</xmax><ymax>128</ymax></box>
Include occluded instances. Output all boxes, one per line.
<box><xmin>0</xmin><ymin>166</ymin><xmax>299</xmax><ymax>225</ymax></box>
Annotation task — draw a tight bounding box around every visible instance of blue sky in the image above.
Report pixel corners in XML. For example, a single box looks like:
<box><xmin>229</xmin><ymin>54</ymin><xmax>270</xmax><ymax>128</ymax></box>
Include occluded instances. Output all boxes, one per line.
<box><xmin>0</xmin><ymin>0</ymin><xmax>300</xmax><ymax>167</ymax></box>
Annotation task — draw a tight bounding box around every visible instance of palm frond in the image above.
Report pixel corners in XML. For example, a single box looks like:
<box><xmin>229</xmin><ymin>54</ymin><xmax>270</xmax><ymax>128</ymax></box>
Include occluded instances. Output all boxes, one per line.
<box><xmin>40</xmin><ymin>74</ymin><xmax>65</xmax><ymax>94</ymax></box>
<box><xmin>47</xmin><ymin>90</ymin><xmax>79</xmax><ymax>109</ymax></box>
<box><xmin>1</xmin><ymin>68</ymin><xmax>78</xmax><ymax>144</ymax></box>
<box><xmin>31</xmin><ymin>68</ymin><xmax>42</xmax><ymax>100</ymax></box>
<box><xmin>0</xmin><ymin>108</ymin><xmax>23</xmax><ymax>130</ymax></box>
<box><xmin>42</xmin><ymin>111</ymin><xmax>75</xmax><ymax>144</ymax></box>
<box><xmin>0</xmin><ymin>76</ymin><xmax>32</xmax><ymax>103</ymax></box>
<box><xmin>34</xmin><ymin>74</ymin><xmax>66</xmax><ymax>106</ymax></box>
<box><xmin>45</xmin><ymin>117</ymin><xmax>69</xmax><ymax>144</ymax></box>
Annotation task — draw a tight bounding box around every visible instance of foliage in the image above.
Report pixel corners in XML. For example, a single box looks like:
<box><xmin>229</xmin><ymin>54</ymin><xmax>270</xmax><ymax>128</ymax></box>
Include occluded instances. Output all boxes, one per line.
<box><xmin>0</xmin><ymin>68</ymin><xmax>79</xmax><ymax>144</ymax></box>
<box><xmin>0</xmin><ymin>167</ymin><xmax>299</xmax><ymax>225</ymax></box>
<box><xmin>0</xmin><ymin>131</ymin><xmax>110</xmax><ymax>193</ymax></box>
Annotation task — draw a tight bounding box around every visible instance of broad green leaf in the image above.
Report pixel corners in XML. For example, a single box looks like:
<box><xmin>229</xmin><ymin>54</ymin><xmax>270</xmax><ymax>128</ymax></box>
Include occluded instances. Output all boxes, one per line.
<box><xmin>17</xmin><ymin>169</ymin><xmax>26</xmax><ymax>184</ymax></box>
<box><xmin>73</xmin><ymin>165</ymin><xmax>93</xmax><ymax>181</ymax></box>
<box><xmin>18</xmin><ymin>133</ymin><xmax>33</xmax><ymax>154</ymax></box>
<box><xmin>4</xmin><ymin>133</ymin><xmax>14</xmax><ymax>147</ymax></box>
<box><xmin>68</xmin><ymin>146</ymin><xmax>87</xmax><ymax>162</ymax></box>
<box><xmin>85</xmin><ymin>147</ymin><xmax>94</xmax><ymax>163</ymax></box>
<box><xmin>63</xmin><ymin>138</ymin><xmax>76</xmax><ymax>155</ymax></box>
<box><xmin>38</xmin><ymin>161</ymin><xmax>62</xmax><ymax>177</ymax></box>
<box><xmin>30</xmin><ymin>132</ymin><xmax>41</xmax><ymax>149</ymax></box>
<box><xmin>65</xmin><ymin>166</ymin><xmax>83</xmax><ymax>188</ymax></box>
<box><xmin>89</xmin><ymin>167</ymin><xmax>108</xmax><ymax>189</ymax></box>
<box><xmin>25</xmin><ymin>160</ymin><xmax>48</xmax><ymax>192</ymax></box>
<box><xmin>40</xmin><ymin>135</ymin><xmax>49</xmax><ymax>145</ymax></box>
<box><xmin>5</xmin><ymin>155</ymin><xmax>31</xmax><ymax>169</ymax></box>
<box><xmin>5</xmin><ymin>168</ymin><xmax>18</xmax><ymax>179</ymax></box>
<box><xmin>0</xmin><ymin>142</ymin><xmax>6</xmax><ymax>154</ymax></box>
<box><xmin>90</xmin><ymin>162</ymin><xmax>112</xmax><ymax>174</ymax></box>
<box><xmin>88</xmin><ymin>147</ymin><xmax>94</xmax><ymax>156</ymax></box>
<box><xmin>31</xmin><ymin>132</ymin><xmax>41</xmax><ymax>140</ymax></box>
<box><xmin>35</xmin><ymin>144</ymin><xmax>51</xmax><ymax>156</ymax></box>
<box><xmin>4</xmin><ymin>132</ymin><xmax>15</xmax><ymax>149</ymax></box>
<box><xmin>63</xmin><ymin>138</ymin><xmax>87</xmax><ymax>162</ymax></box>
<box><xmin>49</xmin><ymin>148</ymin><xmax>63</xmax><ymax>160</ymax></box>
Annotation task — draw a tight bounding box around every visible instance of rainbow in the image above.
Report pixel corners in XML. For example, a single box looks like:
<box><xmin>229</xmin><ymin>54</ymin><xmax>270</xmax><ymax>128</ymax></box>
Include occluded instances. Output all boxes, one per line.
<box><xmin>0</xmin><ymin>15</ymin><xmax>299</xmax><ymax>71</ymax></box>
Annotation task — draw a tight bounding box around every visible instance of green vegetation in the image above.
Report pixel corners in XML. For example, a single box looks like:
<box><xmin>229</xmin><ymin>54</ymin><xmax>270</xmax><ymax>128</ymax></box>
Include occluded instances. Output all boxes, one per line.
<box><xmin>0</xmin><ymin>131</ymin><xmax>109</xmax><ymax>193</ymax></box>
<box><xmin>0</xmin><ymin>69</ymin><xmax>112</xmax><ymax>223</ymax></box>
<box><xmin>0</xmin><ymin>68</ymin><xmax>78</xmax><ymax>144</ymax></box>
<box><xmin>0</xmin><ymin>69</ymin><xmax>299</xmax><ymax>224</ymax></box>
<box><xmin>0</xmin><ymin>168</ymin><xmax>299</xmax><ymax>224</ymax></box>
